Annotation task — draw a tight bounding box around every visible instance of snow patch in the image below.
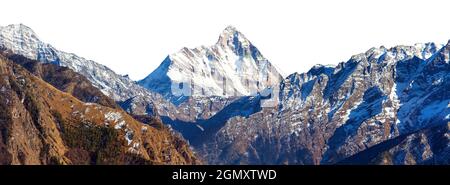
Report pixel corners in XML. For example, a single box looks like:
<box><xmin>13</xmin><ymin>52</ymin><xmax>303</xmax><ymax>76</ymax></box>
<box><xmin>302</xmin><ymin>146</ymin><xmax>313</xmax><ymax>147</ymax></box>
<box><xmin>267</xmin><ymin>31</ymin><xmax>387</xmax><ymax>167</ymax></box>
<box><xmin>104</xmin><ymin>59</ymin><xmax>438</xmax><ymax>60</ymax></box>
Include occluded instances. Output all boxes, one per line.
<box><xmin>105</xmin><ymin>111</ymin><xmax>122</xmax><ymax>122</ymax></box>
<box><xmin>125</xmin><ymin>130</ymin><xmax>134</xmax><ymax>146</ymax></box>
<box><xmin>114</xmin><ymin>120</ymin><xmax>126</xmax><ymax>130</ymax></box>
<box><xmin>340</xmin><ymin>99</ymin><xmax>363</xmax><ymax>126</ymax></box>
<box><xmin>432</xmin><ymin>78</ymin><xmax>443</xmax><ymax>86</ymax></box>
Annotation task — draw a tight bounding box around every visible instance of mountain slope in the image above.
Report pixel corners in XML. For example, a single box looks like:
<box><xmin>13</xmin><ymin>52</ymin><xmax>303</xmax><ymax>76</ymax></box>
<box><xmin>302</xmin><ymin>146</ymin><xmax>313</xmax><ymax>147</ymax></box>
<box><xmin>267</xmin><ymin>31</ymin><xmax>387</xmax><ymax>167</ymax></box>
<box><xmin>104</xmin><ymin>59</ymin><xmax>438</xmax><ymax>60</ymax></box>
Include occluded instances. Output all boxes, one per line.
<box><xmin>0</xmin><ymin>49</ymin><xmax>118</xmax><ymax>109</ymax></box>
<box><xmin>197</xmin><ymin>42</ymin><xmax>449</xmax><ymax>164</ymax></box>
<box><xmin>338</xmin><ymin>123</ymin><xmax>449</xmax><ymax>165</ymax></box>
<box><xmin>0</xmin><ymin>53</ymin><xmax>199</xmax><ymax>164</ymax></box>
<box><xmin>138</xmin><ymin>26</ymin><xmax>282</xmax><ymax>104</ymax></box>
<box><xmin>0</xmin><ymin>24</ymin><xmax>169</xmax><ymax>116</ymax></box>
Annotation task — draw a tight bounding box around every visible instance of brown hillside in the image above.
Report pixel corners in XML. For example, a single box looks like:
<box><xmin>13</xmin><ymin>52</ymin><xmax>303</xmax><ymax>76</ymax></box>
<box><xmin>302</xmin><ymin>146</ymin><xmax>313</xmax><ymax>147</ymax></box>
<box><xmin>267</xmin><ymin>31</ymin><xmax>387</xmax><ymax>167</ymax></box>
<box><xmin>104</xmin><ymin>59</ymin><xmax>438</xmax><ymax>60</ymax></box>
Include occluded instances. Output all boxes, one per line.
<box><xmin>0</xmin><ymin>50</ymin><xmax>118</xmax><ymax>109</ymax></box>
<box><xmin>0</xmin><ymin>54</ymin><xmax>200</xmax><ymax>165</ymax></box>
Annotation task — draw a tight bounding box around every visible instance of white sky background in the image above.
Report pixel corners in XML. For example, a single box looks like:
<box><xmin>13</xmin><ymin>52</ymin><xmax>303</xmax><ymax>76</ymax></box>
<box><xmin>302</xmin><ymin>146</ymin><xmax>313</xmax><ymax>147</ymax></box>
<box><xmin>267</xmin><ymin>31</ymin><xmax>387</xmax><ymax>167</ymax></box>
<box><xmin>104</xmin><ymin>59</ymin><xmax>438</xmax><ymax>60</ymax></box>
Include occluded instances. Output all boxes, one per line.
<box><xmin>1</xmin><ymin>0</ymin><xmax>450</xmax><ymax>80</ymax></box>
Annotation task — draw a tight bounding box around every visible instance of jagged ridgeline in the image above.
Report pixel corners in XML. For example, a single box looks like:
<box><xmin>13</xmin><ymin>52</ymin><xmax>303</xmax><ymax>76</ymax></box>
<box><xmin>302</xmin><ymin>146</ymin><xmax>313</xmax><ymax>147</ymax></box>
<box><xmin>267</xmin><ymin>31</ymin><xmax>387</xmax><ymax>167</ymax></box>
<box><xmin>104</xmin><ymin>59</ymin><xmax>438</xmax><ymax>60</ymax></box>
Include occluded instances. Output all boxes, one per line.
<box><xmin>1</xmin><ymin>24</ymin><xmax>449</xmax><ymax>165</ymax></box>
<box><xmin>198</xmin><ymin>43</ymin><xmax>450</xmax><ymax>164</ymax></box>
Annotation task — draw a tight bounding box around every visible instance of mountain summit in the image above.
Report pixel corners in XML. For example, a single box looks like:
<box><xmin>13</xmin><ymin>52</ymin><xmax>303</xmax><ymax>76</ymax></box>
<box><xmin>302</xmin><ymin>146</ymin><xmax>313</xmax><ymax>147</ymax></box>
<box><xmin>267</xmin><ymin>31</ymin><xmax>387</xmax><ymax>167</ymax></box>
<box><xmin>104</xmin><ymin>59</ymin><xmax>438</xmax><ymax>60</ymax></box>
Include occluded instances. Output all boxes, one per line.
<box><xmin>138</xmin><ymin>26</ymin><xmax>282</xmax><ymax>103</ymax></box>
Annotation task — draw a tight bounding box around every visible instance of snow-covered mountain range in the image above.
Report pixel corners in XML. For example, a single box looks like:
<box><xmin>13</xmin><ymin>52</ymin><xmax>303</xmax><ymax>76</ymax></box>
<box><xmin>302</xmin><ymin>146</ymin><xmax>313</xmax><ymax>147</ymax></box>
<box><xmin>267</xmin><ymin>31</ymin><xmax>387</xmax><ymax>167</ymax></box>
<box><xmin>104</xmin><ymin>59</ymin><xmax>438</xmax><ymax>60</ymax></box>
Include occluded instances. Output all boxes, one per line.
<box><xmin>199</xmin><ymin>42</ymin><xmax>450</xmax><ymax>164</ymax></box>
<box><xmin>1</xmin><ymin>24</ymin><xmax>448</xmax><ymax>165</ymax></box>
<box><xmin>0</xmin><ymin>24</ymin><xmax>259</xmax><ymax>122</ymax></box>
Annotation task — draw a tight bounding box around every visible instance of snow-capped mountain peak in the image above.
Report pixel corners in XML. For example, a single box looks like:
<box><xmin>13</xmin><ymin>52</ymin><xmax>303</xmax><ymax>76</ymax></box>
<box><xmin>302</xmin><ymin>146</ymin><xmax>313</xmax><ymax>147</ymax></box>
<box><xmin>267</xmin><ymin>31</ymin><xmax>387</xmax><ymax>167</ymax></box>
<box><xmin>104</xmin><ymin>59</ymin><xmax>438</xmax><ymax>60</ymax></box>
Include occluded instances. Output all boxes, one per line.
<box><xmin>216</xmin><ymin>25</ymin><xmax>250</xmax><ymax>51</ymax></box>
<box><xmin>0</xmin><ymin>24</ymin><xmax>38</xmax><ymax>38</ymax></box>
<box><xmin>0</xmin><ymin>24</ymin><xmax>59</xmax><ymax>64</ymax></box>
<box><xmin>0</xmin><ymin>24</ymin><xmax>36</xmax><ymax>37</ymax></box>
<box><xmin>139</xmin><ymin>26</ymin><xmax>283</xmax><ymax>102</ymax></box>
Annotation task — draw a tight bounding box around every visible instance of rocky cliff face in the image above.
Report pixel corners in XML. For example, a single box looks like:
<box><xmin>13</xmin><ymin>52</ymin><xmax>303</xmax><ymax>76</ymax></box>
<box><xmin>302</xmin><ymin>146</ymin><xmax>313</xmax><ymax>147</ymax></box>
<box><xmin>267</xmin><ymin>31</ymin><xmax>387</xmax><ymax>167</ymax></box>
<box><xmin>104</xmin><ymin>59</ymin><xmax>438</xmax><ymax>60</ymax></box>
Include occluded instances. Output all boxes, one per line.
<box><xmin>0</xmin><ymin>54</ymin><xmax>199</xmax><ymax>165</ymax></box>
<box><xmin>196</xmin><ymin>42</ymin><xmax>449</xmax><ymax>164</ymax></box>
<box><xmin>339</xmin><ymin>123</ymin><xmax>450</xmax><ymax>165</ymax></box>
<box><xmin>136</xmin><ymin>28</ymin><xmax>449</xmax><ymax>165</ymax></box>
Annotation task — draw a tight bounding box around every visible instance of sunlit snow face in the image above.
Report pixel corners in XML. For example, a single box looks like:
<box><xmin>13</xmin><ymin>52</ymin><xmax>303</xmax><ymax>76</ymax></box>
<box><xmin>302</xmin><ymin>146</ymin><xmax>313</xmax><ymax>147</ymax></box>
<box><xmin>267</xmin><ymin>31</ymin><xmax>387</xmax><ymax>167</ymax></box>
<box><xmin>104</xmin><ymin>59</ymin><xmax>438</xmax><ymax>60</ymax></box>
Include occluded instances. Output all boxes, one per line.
<box><xmin>160</xmin><ymin>27</ymin><xmax>283</xmax><ymax>107</ymax></box>
<box><xmin>168</xmin><ymin>54</ymin><xmax>282</xmax><ymax>108</ymax></box>
<box><xmin>0</xmin><ymin>25</ymin><xmax>60</xmax><ymax>64</ymax></box>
